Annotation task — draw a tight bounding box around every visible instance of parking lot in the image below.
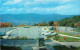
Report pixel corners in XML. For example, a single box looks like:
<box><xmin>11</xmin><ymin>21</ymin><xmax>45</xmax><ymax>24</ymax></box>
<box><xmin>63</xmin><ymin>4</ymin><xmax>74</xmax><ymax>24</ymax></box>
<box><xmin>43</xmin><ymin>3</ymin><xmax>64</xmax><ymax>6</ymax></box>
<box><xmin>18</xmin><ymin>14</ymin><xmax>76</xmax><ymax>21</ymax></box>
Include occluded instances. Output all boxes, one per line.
<box><xmin>8</xmin><ymin>26</ymin><xmax>45</xmax><ymax>39</ymax></box>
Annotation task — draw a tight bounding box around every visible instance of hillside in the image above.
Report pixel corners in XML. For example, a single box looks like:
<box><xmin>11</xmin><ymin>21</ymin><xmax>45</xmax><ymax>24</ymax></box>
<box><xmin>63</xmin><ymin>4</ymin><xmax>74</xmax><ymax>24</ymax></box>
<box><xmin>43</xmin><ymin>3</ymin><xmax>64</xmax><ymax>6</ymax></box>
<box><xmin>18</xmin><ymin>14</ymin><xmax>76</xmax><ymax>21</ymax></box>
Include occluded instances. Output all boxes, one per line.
<box><xmin>33</xmin><ymin>15</ymin><xmax>80</xmax><ymax>30</ymax></box>
<box><xmin>58</xmin><ymin>16</ymin><xmax>80</xmax><ymax>27</ymax></box>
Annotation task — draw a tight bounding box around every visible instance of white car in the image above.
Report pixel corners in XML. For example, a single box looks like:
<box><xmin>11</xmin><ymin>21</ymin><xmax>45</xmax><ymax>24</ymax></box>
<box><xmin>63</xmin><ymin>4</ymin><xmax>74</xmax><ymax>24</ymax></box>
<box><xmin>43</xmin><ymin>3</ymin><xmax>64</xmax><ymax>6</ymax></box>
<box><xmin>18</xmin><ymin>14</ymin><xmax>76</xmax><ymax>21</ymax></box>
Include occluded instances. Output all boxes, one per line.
<box><xmin>42</xmin><ymin>31</ymin><xmax>58</xmax><ymax>36</ymax></box>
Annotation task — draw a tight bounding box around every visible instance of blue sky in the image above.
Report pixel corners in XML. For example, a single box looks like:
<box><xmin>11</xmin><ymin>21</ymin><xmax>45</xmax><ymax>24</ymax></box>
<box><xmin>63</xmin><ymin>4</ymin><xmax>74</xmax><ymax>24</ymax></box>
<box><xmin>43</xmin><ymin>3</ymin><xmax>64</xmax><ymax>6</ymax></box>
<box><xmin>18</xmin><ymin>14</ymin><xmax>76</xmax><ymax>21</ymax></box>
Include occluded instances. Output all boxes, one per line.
<box><xmin>0</xmin><ymin>0</ymin><xmax>80</xmax><ymax>15</ymax></box>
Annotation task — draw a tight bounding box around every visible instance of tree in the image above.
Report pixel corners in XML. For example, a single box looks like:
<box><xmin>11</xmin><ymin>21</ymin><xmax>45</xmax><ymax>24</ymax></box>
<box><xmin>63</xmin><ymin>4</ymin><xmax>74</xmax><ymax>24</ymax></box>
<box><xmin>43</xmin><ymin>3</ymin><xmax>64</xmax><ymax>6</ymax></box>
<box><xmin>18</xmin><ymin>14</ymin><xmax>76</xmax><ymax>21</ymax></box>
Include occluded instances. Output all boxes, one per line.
<box><xmin>77</xmin><ymin>21</ymin><xmax>80</xmax><ymax>26</ymax></box>
<box><xmin>68</xmin><ymin>19</ymin><xmax>72</xmax><ymax>23</ymax></box>
<box><xmin>38</xmin><ymin>24</ymin><xmax>41</xmax><ymax>26</ymax></box>
<box><xmin>74</xmin><ymin>22</ymin><xmax>78</xmax><ymax>28</ymax></box>
<box><xmin>7</xmin><ymin>22</ymin><xmax>13</xmax><ymax>27</ymax></box>
<box><xmin>54</xmin><ymin>21</ymin><xmax>58</xmax><ymax>26</ymax></box>
<box><xmin>0</xmin><ymin>22</ymin><xmax>12</xmax><ymax>27</ymax></box>
<box><xmin>42</xmin><ymin>21</ymin><xmax>45</xmax><ymax>26</ymax></box>
<box><xmin>20</xmin><ymin>24</ymin><xmax>26</xmax><ymax>26</ymax></box>
<box><xmin>14</xmin><ymin>25</ymin><xmax>18</xmax><ymax>27</ymax></box>
<box><xmin>77</xmin><ymin>21</ymin><xmax>80</xmax><ymax>30</ymax></box>
<box><xmin>0</xmin><ymin>22</ymin><xmax>2</xmax><ymax>27</ymax></box>
<box><xmin>48</xmin><ymin>21</ymin><xmax>54</xmax><ymax>26</ymax></box>
<box><xmin>54</xmin><ymin>21</ymin><xmax>58</xmax><ymax>32</ymax></box>
<box><xmin>33</xmin><ymin>23</ymin><xmax>37</xmax><ymax>26</ymax></box>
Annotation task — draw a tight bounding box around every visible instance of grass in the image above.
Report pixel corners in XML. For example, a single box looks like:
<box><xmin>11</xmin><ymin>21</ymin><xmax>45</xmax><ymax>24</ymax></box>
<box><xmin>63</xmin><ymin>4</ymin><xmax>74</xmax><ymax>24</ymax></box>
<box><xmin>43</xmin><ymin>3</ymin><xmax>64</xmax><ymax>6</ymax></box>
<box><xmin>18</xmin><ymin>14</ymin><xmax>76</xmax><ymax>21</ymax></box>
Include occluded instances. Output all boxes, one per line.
<box><xmin>53</xmin><ymin>45</ymin><xmax>80</xmax><ymax>50</ymax></box>
<box><xmin>58</xmin><ymin>36</ymin><xmax>80</xmax><ymax>42</ymax></box>
<box><xmin>74</xmin><ymin>29</ymin><xmax>80</xmax><ymax>32</ymax></box>
<box><xmin>0</xmin><ymin>36</ymin><xmax>3</xmax><ymax>39</ymax></box>
<box><xmin>47</xmin><ymin>36</ymin><xmax>80</xmax><ymax>42</ymax></box>
<box><xmin>49</xmin><ymin>29</ymin><xmax>80</xmax><ymax>37</ymax></box>
<box><xmin>59</xmin><ymin>32</ymin><xmax>80</xmax><ymax>37</ymax></box>
<box><xmin>76</xmin><ymin>47</ymin><xmax>80</xmax><ymax>50</ymax></box>
<box><xmin>48</xmin><ymin>30</ymin><xmax>80</xmax><ymax>41</ymax></box>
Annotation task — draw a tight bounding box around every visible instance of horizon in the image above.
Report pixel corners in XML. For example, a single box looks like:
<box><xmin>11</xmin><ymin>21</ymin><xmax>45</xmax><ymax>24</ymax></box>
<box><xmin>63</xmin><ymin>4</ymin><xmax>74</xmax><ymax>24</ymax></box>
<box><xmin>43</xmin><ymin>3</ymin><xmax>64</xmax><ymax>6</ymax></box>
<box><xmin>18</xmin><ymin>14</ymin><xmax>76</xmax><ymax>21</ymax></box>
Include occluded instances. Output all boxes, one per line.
<box><xmin>0</xmin><ymin>13</ymin><xmax>80</xmax><ymax>16</ymax></box>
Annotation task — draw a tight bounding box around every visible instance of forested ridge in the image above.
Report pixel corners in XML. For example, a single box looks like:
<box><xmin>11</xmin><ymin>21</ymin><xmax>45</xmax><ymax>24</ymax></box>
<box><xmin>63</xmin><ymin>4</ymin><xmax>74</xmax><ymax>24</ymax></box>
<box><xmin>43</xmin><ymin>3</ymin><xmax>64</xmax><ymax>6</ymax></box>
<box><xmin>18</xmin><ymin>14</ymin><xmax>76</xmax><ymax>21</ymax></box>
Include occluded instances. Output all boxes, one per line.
<box><xmin>33</xmin><ymin>16</ymin><xmax>80</xmax><ymax>29</ymax></box>
<box><xmin>0</xmin><ymin>15</ymin><xmax>80</xmax><ymax>29</ymax></box>
<box><xmin>58</xmin><ymin>16</ymin><xmax>80</xmax><ymax>27</ymax></box>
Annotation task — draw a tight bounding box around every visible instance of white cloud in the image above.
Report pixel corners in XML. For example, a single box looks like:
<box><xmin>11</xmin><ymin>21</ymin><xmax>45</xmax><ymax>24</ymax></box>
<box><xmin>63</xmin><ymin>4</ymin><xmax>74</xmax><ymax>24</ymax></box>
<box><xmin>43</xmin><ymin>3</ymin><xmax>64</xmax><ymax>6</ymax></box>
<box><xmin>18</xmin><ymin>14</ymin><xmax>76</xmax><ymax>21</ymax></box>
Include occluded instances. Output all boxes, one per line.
<box><xmin>7</xmin><ymin>8</ymin><xmax>16</xmax><ymax>11</ymax></box>
<box><xmin>17</xmin><ymin>8</ymin><xmax>23</xmax><ymax>12</ymax></box>
<box><xmin>27</xmin><ymin>7</ymin><xmax>56</xmax><ymax>14</ymax></box>
<box><xmin>35</xmin><ymin>0</ymin><xmax>72</xmax><ymax>3</ymax></box>
<box><xmin>27</xmin><ymin>4</ymin><xmax>80</xmax><ymax>15</ymax></box>
<box><xmin>3</xmin><ymin>0</ymin><xmax>22</xmax><ymax>5</ymax></box>
<box><xmin>52</xmin><ymin>4</ymin><xmax>80</xmax><ymax>15</ymax></box>
<box><xmin>24</xmin><ymin>1</ymin><xmax>34</xmax><ymax>5</ymax></box>
<box><xmin>7</xmin><ymin>8</ymin><xmax>23</xmax><ymax>13</ymax></box>
<box><xmin>54</xmin><ymin>4</ymin><xmax>73</xmax><ymax>10</ymax></box>
<box><xmin>23</xmin><ymin>0</ymin><xmax>72</xmax><ymax>8</ymax></box>
<box><xmin>1</xmin><ymin>0</ymin><xmax>80</xmax><ymax>15</ymax></box>
<box><xmin>18</xmin><ymin>8</ymin><xmax>23</xmax><ymax>11</ymax></box>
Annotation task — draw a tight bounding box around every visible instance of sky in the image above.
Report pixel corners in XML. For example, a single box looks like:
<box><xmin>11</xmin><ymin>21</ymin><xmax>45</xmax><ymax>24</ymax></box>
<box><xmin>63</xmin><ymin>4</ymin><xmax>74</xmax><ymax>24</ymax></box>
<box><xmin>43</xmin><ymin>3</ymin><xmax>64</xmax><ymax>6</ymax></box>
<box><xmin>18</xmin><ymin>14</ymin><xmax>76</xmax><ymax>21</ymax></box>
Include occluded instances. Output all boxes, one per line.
<box><xmin>0</xmin><ymin>0</ymin><xmax>80</xmax><ymax>15</ymax></box>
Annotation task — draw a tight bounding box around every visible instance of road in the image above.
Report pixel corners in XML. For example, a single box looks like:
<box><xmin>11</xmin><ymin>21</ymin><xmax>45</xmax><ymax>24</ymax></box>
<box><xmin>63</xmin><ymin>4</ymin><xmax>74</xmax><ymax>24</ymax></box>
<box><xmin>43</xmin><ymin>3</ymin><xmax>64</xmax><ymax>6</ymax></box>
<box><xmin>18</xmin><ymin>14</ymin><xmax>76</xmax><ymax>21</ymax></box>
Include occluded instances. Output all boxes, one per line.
<box><xmin>2</xmin><ymin>29</ymin><xmax>16</xmax><ymax>38</ymax></box>
<box><xmin>59</xmin><ymin>34</ymin><xmax>80</xmax><ymax>39</ymax></box>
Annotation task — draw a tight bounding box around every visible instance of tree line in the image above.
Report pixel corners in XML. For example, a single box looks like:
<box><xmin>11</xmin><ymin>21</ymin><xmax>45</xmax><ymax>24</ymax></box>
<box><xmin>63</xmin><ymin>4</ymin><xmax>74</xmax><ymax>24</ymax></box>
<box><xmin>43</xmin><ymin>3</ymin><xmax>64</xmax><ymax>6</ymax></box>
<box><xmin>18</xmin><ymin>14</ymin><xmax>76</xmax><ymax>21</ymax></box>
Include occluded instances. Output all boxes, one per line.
<box><xmin>0</xmin><ymin>22</ymin><xmax>13</xmax><ymax>27</ymax></box>
<box><xmin>33</xmin><ymin>16</ymin><xmax>80</xmax><ymax>29</ymax></box>
<box><xmin>33</xmin><ymin>21</ymin><xmax>58</xmax><ymax>26</ymax></box>
<box><xmin>58</xmin><ymin>16</ymin><xmax>80</xmax><ymax>29</ymax></box>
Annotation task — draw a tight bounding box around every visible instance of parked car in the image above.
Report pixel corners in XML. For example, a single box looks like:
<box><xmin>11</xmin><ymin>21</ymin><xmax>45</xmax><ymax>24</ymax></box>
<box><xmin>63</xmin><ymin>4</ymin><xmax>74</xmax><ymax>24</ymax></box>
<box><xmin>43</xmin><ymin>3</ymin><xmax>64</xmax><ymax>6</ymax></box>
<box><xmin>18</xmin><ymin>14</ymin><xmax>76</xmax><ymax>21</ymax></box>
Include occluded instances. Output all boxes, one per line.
<box><xmin>42</xmin><ymin>31</ymin><xmax>58</xmax><ymax>36</ymax></box>
<box><xmin>47</xmin><ymin>27</ymin><xmax>53</xmax><ymax>30</ymax></box>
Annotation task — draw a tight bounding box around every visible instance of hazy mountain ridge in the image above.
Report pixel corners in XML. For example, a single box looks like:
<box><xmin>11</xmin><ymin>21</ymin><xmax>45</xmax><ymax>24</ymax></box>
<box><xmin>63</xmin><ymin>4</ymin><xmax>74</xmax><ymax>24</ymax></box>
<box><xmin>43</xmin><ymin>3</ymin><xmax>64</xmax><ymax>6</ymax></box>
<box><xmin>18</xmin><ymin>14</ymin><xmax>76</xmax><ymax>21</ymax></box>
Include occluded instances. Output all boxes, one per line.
<box><xmin>0</xmin><ymin>14</ymin><xmax>73</xmax><ymax>25</ymax></box>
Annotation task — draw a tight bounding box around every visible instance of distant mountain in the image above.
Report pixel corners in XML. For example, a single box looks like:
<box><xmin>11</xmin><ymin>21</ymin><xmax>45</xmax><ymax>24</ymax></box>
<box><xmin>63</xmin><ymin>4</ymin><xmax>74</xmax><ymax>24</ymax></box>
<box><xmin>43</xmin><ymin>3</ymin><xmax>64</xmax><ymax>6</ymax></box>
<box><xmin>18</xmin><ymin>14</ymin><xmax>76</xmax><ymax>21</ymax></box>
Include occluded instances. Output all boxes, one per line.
<box><xmin>0</xmin><ymin>14</ymin><xmax>73</xmax><ymax>25</ymax></box>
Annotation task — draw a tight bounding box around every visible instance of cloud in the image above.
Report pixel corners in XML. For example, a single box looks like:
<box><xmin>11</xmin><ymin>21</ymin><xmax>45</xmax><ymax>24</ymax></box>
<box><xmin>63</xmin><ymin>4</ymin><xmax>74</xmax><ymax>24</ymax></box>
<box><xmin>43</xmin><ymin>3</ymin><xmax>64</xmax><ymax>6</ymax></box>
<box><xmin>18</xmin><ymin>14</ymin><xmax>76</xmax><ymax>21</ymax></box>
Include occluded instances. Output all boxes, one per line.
<box><xmin>54</xmin><ymin>4</ymin><xmax>73</xmax><ymax>10</ymax></box>
<box><xmin>0</xmin><ymin>7</ymin><xmax>23</xmax><ymax>14</ymax></box>
<box><xmin>35</xmin><ymin>0</ymin><xmax>53</xmax><ymax>1</ymax></box>
<box><xmin>7</xmin><ymin>8</ymin><xmax>16</xmax><ymax>11</ymax></box>
<box><xmin>34</xmin><ymin>0</ymin><xmax>72</xmax><ymax>3</ymax></box>
<box><xmin>18</xmin><ymin>8</ymin><xmax>23</xmax><ymax>12</ymax></box>
<box><xmin>29</xmin><ymin>4</ymin><xmax>72</xmax><ymax>12</ymax></box>
<box><xmin>7</xmin><ymin>8</ymin><xmax>23</xmax><ymax>13</ymax></box>
<box><xmin>0</xmin><ymin>0</ymin><xmax>80</xmax><ymax>15</ymax></box>
<box><xmin>26</xmin><ymin>4</ymin><xmax>80</xmax><ymax>15</ymax></box>
<box><xmin>51</xmin><ymin>4</ymin><xmax>80</xmax><ymax>15</ymax></box>
<box><xmin>3</xmin><ymin>0</ymin><xmax>22</xmax><ymax>5</ymax></box>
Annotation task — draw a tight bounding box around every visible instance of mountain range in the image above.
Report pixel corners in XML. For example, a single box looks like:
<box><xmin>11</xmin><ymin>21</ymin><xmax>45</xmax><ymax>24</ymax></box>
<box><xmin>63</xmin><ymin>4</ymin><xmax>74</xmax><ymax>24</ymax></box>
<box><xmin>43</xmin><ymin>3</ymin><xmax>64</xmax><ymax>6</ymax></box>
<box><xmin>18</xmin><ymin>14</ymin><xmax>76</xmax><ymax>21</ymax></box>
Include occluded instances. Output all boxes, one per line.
<box><xmin>0</xmin><ymin>14</ymin><xmax>74</xmax><ymax>25</ymax></box>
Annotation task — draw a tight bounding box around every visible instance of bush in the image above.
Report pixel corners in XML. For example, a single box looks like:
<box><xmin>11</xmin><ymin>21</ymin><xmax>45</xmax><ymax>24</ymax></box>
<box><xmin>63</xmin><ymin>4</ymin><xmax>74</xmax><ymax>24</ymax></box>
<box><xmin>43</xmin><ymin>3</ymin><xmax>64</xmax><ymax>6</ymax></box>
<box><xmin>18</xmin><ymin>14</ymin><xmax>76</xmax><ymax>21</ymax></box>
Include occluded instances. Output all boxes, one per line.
<box><xmin>1</xmin><ymin>46</ymin><xmax>22</xmax><ymax>50</ymax></box>
<box><xmin>53</xmin><ymin>45</ymin><xmax>76</xmax><ymax>50</ymax></box>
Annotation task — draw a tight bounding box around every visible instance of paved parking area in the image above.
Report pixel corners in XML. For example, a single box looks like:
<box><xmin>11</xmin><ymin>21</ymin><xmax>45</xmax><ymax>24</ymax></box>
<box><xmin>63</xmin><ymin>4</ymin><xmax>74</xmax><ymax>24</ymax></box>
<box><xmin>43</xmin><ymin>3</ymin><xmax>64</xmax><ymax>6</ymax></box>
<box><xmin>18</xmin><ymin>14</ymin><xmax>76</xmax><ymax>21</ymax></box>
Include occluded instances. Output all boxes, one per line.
<box><xmin>8</xmin><ymin>26</ymin><xmax>44</xmax><ymax>39</ymax></box>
